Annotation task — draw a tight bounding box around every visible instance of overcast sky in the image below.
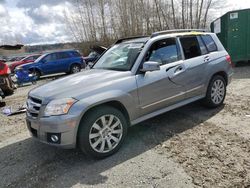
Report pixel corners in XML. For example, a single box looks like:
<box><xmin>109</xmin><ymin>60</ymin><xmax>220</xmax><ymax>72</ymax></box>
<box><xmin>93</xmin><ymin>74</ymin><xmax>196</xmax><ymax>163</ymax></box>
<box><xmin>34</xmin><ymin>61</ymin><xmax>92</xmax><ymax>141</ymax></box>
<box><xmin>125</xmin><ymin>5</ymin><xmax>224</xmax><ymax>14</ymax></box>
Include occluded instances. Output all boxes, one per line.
<box><xmin>0</xmin><ymin>0</ymin><xmax>250</xmax><ymax>45</ymax></box>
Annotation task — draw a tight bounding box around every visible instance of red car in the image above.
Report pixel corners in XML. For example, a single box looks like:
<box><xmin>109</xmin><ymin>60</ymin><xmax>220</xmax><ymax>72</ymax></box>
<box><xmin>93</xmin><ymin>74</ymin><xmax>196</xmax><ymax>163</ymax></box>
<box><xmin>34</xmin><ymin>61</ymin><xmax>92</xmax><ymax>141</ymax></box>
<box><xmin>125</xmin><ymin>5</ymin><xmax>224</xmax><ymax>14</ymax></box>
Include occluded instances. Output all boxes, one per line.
<box><xmin>0</xmin><ymin>44</ymin><xmax>23</xmax><ymax>97</ymax></box>
<box><xmin>8</xmin><ymin>54</ymin><xmax>41</xmax><ymax>72</ymax></box>
<box><xmin>0</xmin><ymin>60</ymin><xmax>14</xmax><ymax>95</ymax></box>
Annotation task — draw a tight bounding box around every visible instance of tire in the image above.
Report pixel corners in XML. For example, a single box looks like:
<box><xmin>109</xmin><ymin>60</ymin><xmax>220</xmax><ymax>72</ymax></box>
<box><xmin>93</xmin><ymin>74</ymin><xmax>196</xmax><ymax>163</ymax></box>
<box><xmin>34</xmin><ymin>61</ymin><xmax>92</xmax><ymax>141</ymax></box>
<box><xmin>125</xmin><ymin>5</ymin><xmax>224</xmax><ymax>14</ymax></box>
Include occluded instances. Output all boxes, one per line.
<box><xmin>202</xmin><ymin>75</ymin><xmax>226</xmax><ymax>108</ymax></box>
<box><xmin>78</xmin><ymin>106</ymin><xmax>128</xmax><ymax>159</ymax></box>
<box><xmin>70</xmin><ymin>64</ymin><xmax>81</xmax><ymax>74</ymax></box>
<box><xmin>32</xmin><ymin>70</ymin><xmax>41</xmax><ymax>80</ymax></box>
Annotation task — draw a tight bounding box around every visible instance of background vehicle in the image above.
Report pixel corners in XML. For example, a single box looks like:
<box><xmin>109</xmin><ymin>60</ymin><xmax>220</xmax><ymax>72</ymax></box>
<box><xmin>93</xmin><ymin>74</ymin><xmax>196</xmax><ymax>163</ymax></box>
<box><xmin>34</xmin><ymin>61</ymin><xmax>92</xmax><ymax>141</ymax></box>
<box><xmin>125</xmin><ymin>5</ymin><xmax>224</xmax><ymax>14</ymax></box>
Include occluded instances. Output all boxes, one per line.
<box><xmin>0</xmin><ymin>60</ymin><xmax>15</xmax><ymax>95</ymax></box>
<box><xmin>8</xmin><ymin>54</ymin><xmax>41</xmax><ymax>72</ymax></box>
<box><xmin>21</xmin><ymin>50</ymin><xmax>85</xmax><ymax>79</ymax></box>
<box><xmin>0</xmin><ymin>87</ymin><xmax>5</xmax><ymax>102</ymax></box>
<box><xmin>14</xmin><ymin>68</ymin><xmax>37</xmax><ymax>86</ymax></box>
<box><xmin>0</xmin><ymin>45</ymin><xmax>23</xmax><ymax>96</ymax></box>
<box><xmin>26</xmin><ymin>30</ymin><xmax>233</xmax><ymax>158</ymax></box>
<box><xmin>83</xmin><ymin>46</ymin><xmax>106</xmax><ymax>65</ymax></box>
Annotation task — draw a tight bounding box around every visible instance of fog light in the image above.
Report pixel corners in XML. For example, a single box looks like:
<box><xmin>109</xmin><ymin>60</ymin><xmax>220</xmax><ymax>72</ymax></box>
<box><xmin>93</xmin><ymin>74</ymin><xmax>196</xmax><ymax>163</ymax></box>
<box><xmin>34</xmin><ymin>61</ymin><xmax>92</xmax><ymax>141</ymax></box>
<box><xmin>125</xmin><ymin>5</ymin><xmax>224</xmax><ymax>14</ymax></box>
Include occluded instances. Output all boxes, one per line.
<box><xmin>47</xmin><ymin>133</ymin><xmax>61</xmax><ymax>144</ymax></box>
<box><xmin>51</xmin><ymin>135</ymin><xmax>59</xmax><ymax>142</ymax></box>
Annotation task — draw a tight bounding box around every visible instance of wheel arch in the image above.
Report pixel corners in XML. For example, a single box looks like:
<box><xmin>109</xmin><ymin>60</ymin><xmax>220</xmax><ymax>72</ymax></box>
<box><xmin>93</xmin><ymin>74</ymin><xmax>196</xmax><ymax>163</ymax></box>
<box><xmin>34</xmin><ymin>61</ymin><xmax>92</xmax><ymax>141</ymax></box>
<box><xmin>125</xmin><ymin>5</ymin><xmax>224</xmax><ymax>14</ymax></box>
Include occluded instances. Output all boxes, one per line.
<box><xmin>78</xmin><ymin>100</ymin><xmax>130</xmax><ymax>126</ymax></box>
<box><xmin>76</xmin><ymin>100</ymin><xmax>131</xmax><ymax>146</ymax></box>
<box><xmin>69</xmin><ymin>62</ymin><xmax>82</xmax><ymax>71</ymax></box>
<box><xmin>211</xmin><ymin>71</ymin><xmax>228</xmax><ymax>86</ymax></box>
<box><xmin>28</xmin><ymin>67</ymin><xmax>42</xmax><ymax>75</ymax></box>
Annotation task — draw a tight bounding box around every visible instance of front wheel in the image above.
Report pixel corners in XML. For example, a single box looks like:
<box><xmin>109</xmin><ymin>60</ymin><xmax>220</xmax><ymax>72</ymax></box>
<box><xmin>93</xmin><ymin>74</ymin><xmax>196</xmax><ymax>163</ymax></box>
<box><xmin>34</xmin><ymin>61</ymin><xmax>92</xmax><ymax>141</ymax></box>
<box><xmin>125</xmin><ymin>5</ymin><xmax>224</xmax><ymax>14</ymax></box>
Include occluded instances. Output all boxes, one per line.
<box><xmin>78</xmin><ymin>106</ymin><xmax>128</xmax><ymax>159</ymax></box>
<box><xmin>202</xmin><ymin>75</ymin><xmax>226</xmax><ymax>108</ymax></box>
<box><xmin>70</xmin><ymin>64</ymin><xmax>81</xmax><ymax>74</ymax></box>
<box><xmin>32</xmin><ymin>70</ymin><xmax>41</xmax><ymax>80</ymax></box>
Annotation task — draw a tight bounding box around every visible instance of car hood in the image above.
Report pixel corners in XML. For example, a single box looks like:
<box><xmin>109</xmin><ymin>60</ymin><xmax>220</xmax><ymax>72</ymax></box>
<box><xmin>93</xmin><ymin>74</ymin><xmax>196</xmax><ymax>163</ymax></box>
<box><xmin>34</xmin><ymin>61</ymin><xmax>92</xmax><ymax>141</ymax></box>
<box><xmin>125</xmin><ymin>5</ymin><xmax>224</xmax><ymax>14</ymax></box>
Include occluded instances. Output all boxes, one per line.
<box><xmin>29</xmin><ymin>69</ymin><xmax>132</xmax><ymax>103</ymax></box>
<box><xmin>7</xmin><ymin>61</ymin><xmax>21</xmax><ymax>66</ymax></box>
<box><xmin>21</xmin><ymin>62</ymin><xmax>34</xmax><ymax>68</ymax></box>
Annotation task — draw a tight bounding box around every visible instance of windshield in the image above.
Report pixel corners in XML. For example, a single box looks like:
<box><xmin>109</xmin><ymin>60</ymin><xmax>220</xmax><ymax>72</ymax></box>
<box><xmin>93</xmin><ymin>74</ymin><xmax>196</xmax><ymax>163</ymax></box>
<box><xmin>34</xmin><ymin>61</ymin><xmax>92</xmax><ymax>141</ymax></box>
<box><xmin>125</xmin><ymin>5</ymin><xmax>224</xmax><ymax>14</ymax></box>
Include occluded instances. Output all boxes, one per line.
<box><xmin>88</xmin><ymin>51</ymin><xmax>98</xmax><ymax>58</ymax></box>
<box><xmin>34</xmin><ymin>53</ymin><xmax>47</xmax><ymax>63</ymax></box>
<box><xmin>93</xmin><ymin>42</ymin><xmax>144</xmax><ymax>71</ymax></box>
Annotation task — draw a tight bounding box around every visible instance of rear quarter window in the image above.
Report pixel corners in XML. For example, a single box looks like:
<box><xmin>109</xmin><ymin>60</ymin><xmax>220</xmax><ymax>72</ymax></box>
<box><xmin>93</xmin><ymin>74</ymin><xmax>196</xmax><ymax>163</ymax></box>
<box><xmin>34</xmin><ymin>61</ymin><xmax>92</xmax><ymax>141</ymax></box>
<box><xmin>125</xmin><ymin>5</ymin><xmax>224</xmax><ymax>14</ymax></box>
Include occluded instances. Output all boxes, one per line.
<box><xmin>69</xmin><ymin>51</ymin><xmax>81</xmax><ymax>57</ymax></box>
<box><xmin>201</xmin><ymin>35</ymin><xmax>217</xmax><ymax>52</ymax></box>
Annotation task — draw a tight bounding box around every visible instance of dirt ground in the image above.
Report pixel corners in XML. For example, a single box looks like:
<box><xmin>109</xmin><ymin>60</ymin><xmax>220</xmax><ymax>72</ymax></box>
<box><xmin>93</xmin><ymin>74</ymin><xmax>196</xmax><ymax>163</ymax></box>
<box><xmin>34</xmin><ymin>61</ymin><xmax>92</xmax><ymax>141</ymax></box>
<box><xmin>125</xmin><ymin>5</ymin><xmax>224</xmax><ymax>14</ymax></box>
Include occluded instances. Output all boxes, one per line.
<box><xmin>0</xmin><ymin>65</ymin><xmax>250</xmax><ymax>188</ymax></box>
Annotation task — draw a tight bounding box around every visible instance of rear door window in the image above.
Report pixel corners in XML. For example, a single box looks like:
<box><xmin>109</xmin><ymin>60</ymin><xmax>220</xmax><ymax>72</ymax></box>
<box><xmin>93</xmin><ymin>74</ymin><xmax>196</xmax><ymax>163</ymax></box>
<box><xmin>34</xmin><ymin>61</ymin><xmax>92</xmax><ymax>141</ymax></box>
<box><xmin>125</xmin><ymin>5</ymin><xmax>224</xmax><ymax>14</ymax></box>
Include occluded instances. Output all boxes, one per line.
<box><xmin>201</xmin><ymin>35</ymin><xmax>217</xmax><ymax>52</ymax></box>
<box><xmin>179</xmin><ymin>36</ymin><xmax>202</xmax><ymax>59</ymax></box>
<box><xmin>58</xmin><ymin>52</ymin><xmax>70</xmax><ymax>59</ymax></box>
<box><xmin>146</xmin><ymin>38</ymin><xmax>181</xmax><ymax>65</ymax></box>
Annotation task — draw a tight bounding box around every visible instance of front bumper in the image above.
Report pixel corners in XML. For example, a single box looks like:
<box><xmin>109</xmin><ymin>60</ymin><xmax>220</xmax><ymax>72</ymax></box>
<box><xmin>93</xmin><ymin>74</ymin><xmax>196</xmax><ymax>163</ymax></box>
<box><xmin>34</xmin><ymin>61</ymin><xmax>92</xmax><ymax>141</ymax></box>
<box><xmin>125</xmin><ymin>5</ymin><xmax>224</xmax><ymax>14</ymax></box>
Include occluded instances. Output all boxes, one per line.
<box><xmin>0</xmin><ymin>75</ymin><xmax>14</xmax><ymax>93</ymax></box>
<box><xmin>26</xmin><ymin>114</ymin><xmax>79</xmax><ymax>149</ymax></box>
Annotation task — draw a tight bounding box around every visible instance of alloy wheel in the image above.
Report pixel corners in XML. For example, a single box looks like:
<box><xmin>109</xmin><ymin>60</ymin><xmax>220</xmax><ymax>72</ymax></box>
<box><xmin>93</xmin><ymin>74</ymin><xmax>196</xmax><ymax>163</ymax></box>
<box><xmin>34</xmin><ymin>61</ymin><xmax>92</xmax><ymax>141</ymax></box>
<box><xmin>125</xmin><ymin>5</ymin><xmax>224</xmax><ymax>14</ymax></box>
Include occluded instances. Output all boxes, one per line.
<box><xmin>211</xmin><ymin>79</ymin><xmax>225</xmax><ymax>104</ymax></box>
<box><xmin>72</xmin><ymin>66</ymin><xmax>80</xmax><ymax>73</ymax></box>
<box><xmin>89</xmin><ymin>115</ymin><xmax>123</xmax><ymax>153</ymax></box>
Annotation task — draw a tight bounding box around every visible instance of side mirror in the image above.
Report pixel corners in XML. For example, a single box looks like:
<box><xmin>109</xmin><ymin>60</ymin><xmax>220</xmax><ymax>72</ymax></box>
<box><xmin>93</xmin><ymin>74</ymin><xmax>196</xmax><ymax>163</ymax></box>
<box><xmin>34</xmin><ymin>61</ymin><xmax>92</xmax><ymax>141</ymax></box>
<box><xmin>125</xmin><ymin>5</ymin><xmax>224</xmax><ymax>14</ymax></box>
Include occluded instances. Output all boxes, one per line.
<box><xmin>140</xmin><ymin>61</ymin><xmax>160</xmax><ymax>73</ymax></box>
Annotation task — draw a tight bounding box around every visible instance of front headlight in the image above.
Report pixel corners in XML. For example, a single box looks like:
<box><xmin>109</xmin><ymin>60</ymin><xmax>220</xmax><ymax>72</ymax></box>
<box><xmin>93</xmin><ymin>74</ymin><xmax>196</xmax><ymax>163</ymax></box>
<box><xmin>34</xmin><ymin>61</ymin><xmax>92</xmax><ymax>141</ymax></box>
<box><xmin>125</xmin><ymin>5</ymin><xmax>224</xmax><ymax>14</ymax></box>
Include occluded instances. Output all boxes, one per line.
<box><xmin>44</xmin><ymin>98</ymin><xmax>77</xmax><ymax>116</ymax></box>
<box><xmin>15</xmin><ymin>66</ymin><xmax>22</xmax><ymax>70</ymax></box>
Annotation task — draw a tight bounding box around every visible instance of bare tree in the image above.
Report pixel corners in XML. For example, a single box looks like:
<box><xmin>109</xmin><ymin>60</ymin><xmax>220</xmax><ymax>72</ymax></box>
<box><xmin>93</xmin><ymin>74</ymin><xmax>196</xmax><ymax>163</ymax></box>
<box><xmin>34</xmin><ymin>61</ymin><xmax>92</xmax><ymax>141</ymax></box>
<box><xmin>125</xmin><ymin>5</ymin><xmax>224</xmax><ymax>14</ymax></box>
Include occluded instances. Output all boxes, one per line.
<box><xmin>65</xmin><ymin>0</ymin><xmax>225</xmax><ymax>46</ymax></box>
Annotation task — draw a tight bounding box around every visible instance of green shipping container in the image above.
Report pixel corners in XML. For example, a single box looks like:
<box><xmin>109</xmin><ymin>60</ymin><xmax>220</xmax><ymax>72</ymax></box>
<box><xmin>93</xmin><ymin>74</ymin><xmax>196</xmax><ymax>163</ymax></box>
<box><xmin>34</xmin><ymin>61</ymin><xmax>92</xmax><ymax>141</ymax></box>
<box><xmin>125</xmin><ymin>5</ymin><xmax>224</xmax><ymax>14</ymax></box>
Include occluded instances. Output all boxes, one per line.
<box><xmin>211</xmin><ymin>9</ymin><xmax>250</xmax><ymax>64</ymax></box>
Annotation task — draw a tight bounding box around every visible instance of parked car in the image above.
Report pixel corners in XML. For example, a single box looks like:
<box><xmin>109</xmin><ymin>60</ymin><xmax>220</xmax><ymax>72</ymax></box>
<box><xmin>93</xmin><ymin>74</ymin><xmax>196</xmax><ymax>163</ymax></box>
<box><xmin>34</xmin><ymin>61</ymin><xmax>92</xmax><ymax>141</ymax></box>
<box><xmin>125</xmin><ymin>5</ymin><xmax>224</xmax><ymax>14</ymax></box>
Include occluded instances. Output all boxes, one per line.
<box><xmin>0</xmin><ymin>60</ymin><xmax>15</xmax><ymax>95</ymax></box>
<box><xmin>8</xmin><ymin>54</ymin><xmax>41</xmax><ymax>73</ymax></box>
<box><xmin>0</xmin><ymin>45</ymin><xmax>23</xmax><ymax>96</ymax></box>
<box><xmin>26</xmin><ymin>30</ymin><xmax>233</xmax><ymax>158</ymax></box>
<box><xmin>7</xmin><ymin>56</ymin><xmax>26</xmax><ymax>62</ymax></box>
<box><xmin>20</xmin><ymin>50</ymin><xmax>85</xmax><ymax>79</ymax></box>
<box><xmin>0</xmin><ymin>88</ymin><xmax>4</xmax><ymax>102</ymax></box>
<box><xmin>83</xmin><ymin>46</ymin><xmax>106</xmax><ymax>66</ymax></box>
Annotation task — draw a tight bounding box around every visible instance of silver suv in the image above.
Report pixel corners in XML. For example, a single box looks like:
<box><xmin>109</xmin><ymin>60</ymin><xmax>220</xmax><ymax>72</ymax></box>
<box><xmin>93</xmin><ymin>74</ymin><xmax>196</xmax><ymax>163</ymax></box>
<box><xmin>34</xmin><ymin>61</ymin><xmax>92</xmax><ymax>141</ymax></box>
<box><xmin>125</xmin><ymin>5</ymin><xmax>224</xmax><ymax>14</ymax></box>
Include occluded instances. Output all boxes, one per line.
<box><xmin>26</xmin><ymin>30</ymin><xmax>233</xmax><ymax>158</ymax></box>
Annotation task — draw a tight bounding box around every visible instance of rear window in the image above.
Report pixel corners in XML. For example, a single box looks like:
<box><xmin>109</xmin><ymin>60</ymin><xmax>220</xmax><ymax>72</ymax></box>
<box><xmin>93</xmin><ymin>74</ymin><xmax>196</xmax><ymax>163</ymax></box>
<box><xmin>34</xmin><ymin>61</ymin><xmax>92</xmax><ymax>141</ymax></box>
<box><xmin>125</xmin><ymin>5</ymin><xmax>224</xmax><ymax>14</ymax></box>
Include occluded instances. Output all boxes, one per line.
<box><xmin>201</xmin><ymin>35</ymin><xmax>217</xmax><ymax>52</ymax></box>
<box><xmin>179</xmin><ymin>36</ymin><xmax>201</xmax><ymax>59</ymax></box>
<box><xmin>69</xmin><ymin>51</ymin><xmax>81</xmax><ymax>57</ymax></box>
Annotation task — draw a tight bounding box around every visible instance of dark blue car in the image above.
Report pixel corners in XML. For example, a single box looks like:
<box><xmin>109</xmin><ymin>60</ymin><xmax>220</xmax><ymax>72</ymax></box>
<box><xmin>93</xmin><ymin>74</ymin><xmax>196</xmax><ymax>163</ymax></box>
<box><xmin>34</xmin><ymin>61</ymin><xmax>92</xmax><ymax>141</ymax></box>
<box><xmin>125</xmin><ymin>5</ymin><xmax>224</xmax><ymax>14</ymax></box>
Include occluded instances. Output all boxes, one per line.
<box><xmin>20</xmin><ymin>50</ymin><xmax>85</xmax><ymax>79</ymax></box>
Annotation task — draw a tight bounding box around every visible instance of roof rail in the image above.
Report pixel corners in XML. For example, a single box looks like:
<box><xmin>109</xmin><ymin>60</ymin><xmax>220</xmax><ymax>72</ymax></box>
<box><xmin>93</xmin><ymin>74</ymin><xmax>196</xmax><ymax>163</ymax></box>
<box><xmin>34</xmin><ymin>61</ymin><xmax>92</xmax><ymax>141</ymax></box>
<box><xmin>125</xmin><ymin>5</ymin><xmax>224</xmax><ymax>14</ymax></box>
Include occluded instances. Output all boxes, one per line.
<box><xmin>151</xmin><ymin>29</ymin><xmax>207</xmax><ymax>38</ymax></box>
<box><xmin>115</xmin><ymin>35</ymin><xmax>149</xmax><ymax>44</ymax></box>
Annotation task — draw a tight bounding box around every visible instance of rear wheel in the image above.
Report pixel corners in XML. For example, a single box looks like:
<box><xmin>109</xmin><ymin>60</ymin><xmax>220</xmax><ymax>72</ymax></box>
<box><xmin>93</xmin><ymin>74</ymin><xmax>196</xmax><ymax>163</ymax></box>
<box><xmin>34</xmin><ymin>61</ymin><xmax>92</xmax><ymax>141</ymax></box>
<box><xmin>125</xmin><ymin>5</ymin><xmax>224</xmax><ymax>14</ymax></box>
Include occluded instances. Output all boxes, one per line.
<box><xmin>70</xmin><ymin>64</ymin><xmax>81</xmax><ymax>74</ymax></box>
<box><xmin>78</xmin><ymin>106</ymin><xmax>128</xmax><ymax>159</ymax></box>
<box><xmin>202</xmin><ymin>75</ymin><xmax>226</xmax><ymax>108</ymax></box>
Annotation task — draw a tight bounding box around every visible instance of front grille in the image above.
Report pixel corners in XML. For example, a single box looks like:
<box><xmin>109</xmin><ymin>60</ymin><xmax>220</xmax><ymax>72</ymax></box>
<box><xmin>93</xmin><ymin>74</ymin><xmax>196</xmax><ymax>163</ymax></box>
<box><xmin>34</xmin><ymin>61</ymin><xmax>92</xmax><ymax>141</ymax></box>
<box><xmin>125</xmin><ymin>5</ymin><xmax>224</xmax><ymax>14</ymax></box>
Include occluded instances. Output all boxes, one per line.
<box><xmin>27</xmin><ymin>96</ymin><xmax>42</xmax><ymax>118</ymax></box>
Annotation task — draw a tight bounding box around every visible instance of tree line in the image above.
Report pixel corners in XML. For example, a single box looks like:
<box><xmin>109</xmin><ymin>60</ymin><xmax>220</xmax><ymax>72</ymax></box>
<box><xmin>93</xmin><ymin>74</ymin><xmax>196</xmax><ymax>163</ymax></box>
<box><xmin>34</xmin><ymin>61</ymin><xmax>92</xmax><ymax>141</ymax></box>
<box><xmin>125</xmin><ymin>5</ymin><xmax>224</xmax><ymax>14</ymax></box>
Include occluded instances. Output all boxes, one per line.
<box><xmin>65</xmin><ymin>0</ymin><xmax>225</xmax><ymax>46</ymax></box>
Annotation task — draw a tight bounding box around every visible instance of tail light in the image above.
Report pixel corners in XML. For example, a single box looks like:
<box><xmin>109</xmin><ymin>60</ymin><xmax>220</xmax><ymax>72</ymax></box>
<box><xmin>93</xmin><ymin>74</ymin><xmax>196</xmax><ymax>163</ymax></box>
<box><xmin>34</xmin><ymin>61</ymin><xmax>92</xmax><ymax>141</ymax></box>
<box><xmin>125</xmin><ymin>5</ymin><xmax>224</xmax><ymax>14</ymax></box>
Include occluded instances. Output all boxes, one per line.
<box><xmin>7</xmin><ymin>67</ymin><xmax>11</xmax><ymax>74</ymax></box>
<box><xmin>226</xmin><ymin>55</ymin><xmax>233</xmax><ymax>67</ymax></box>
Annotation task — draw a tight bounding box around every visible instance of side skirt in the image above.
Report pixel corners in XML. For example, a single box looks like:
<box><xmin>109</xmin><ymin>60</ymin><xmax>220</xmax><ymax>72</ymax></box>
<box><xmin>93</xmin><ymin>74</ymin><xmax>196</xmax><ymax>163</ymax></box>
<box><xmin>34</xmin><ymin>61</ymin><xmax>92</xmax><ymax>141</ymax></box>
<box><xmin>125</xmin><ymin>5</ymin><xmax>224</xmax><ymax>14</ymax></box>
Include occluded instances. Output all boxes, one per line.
<box><xmin>130</xmin><ymin>95</ymin><xmax>205</xmax><ymax>125</ymax></box>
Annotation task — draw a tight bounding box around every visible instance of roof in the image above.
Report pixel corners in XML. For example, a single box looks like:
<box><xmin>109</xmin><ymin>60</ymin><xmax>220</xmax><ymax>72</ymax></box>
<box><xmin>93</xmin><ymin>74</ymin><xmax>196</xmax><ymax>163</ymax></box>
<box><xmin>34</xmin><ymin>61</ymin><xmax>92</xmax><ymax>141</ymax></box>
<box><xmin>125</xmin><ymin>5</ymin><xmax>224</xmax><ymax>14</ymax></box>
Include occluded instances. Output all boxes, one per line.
<box><xmin>116</xmin><ymin>30</ymin><xmax>211</xmax><ymax>44</ymax></box>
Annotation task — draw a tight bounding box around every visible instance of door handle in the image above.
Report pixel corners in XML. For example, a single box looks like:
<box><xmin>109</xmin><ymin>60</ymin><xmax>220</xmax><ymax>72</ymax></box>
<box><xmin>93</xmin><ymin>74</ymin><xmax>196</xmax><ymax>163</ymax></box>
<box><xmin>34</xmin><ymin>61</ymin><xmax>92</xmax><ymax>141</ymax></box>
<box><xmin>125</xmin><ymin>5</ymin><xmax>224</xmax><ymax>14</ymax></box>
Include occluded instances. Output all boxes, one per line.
<box><xmin>166</xmin><ymin>65</ymin><xmax>178</xmax><ymax>72</ymax></box>
<box><xmin>167</xmin><ymin>64</ymin><xmax>186</xmax><ymax>79</ymax></box>
<box><xmin>204</xmin><ymin>56</ymin><xmax>210</xmax><ymax>62</ymax></box>
<box><xmin>174</xmin><ymin>66</ymin><xmax>183</xmax><ymax>73</ymax></box>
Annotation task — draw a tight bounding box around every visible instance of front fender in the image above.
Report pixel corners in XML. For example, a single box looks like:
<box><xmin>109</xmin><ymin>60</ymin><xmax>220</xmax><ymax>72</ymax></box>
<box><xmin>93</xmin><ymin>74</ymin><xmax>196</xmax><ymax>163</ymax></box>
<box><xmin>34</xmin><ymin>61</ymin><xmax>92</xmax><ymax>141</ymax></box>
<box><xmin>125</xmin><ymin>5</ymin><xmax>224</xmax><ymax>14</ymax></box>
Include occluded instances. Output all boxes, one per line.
<box><xmin>78</xmin><ymin>90</ymin><xmax>138</xmax><ymax>121</ymax></box>
<box><xmin>26</xmin><ymin>65</ymin><xmax>43</xmax><ymax>74</ymax></box>
<box><xmin>69</xmin><ymin>89</ymin><xmax>138</xmax><ymax>146</ymax></box>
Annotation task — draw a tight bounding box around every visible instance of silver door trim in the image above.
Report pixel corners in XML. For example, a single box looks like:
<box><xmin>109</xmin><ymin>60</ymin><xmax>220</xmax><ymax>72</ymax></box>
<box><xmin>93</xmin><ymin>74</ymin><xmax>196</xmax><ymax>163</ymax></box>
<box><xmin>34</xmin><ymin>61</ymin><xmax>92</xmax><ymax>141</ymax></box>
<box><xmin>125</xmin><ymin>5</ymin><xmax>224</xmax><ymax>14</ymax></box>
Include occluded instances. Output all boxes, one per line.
<box><xmin>141</xmin><ymin>85</ymin><xmax>204</xmax><ymax>109</ymax></box>
<box><xmin>132</xmin><ymin>94</ymin><xmax>205</xmax><ymax>125</ymax></box>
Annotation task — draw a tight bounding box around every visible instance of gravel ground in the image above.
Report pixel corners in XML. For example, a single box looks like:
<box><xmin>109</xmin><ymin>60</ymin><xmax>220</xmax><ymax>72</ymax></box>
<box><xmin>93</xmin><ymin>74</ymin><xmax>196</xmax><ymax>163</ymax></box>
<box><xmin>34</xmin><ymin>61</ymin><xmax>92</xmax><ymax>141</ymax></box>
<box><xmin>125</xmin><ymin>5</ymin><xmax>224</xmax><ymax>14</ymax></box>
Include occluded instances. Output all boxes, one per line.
<box><xmin>0</xmin><ymin>65</ymin><xmax>250</xmax><ymax>188</ymax></box>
